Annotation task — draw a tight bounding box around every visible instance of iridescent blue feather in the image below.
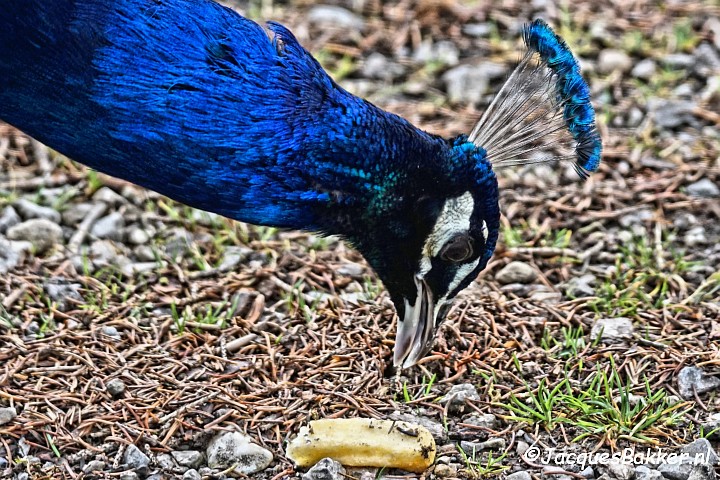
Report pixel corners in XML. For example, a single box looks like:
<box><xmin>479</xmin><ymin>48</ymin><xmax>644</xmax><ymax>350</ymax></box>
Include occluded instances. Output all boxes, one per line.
<box><xmin>469</xmin><ymin>19</ymin><xmax>602</xmax><ymax>180</ymax></box>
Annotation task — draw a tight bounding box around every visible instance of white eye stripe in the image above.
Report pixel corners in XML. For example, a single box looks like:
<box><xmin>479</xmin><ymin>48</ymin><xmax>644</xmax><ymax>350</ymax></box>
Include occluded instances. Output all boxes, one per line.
<box><xmin>422</xmin><ymin>191</ymin><xmax>474</xmax><ymax>259</ymax></box>
<box><xmin>442</xmin><ymin>257</ymin><xmax>481</xmax><ymax>303</ymax></box>
<box><xmin>481</xmin><ymin>220</ymin><xmax>488</xmax><ymax>242</ymax></box>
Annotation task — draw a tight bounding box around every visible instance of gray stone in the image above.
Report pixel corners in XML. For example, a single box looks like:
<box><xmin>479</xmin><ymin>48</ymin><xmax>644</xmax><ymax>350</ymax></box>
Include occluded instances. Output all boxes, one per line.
<box><xmin>647</xmin><ymin>99</ymin><xmax>697</xmax><ymax>128</ymax></box>
<box><xmin>597</xmin><ymin>49</ymin><xmax>632</xmax><ymax>73</ymax></box>
<box><xmin>361</xmin><ymin>53</ymin><xmax>405</xmax><ymax>81</ymax></box>
<box><xmin>182</xmin><ymin>470</ymin><xmax>201</xmax><ymax>480</ymax></box>
<box><xmin>687</xmin><ymin>464</ymin><xmax>716</xmax><ymax>480</ymax></box>
<box><xmin>657</xmin><ymin>439</ymin><xmax>719</xmax><ymax>480</ymax></box>
<box><xmin>44</xmin><ymin>278</ymin><xmax>84</xmax><ymax>312</ymax></box>
<box><xmin>126</xmin><ymin>227</ymin><xmax>151</xmax><ymax>245</ymax></box>
<box><xmin>91</xmin><ymin>212</ymin><xmax>125</xmax><ymax>241</ymax></box>
<box><xmin>83</xmin><ymin>460</ymin><xmax>106</xmax><ymax>473</ymax></box>
<box><xmin>206</xmin><ymin>431</ymin><xmax>273</xmax><ymax>474</ymax></box>
<box><xmin>635</xmin><ymin>465</ymin><xmax>662</xmax><ymax>480</ymax></box>
<box><xmin>121</xmin><ymin>261</ymin><xmax>164</xmax><ymax>276</ymax></box>
<box><xmin>218</xmin><ymin>246</ymin><xmax>253</xmax><ymax>271</ymax></box>
<box><xmin>0</xmin><ymin>206</ymin><xmax>21</xmax><ymax>234</ymax></box>
<box><xmin>701</xmin><ymin>412</ymin><xmax>720</xmax><ymax>438</ymax></box>
<box><xmin>101</xmin><ymin>326</ymin><xmax>121</xmax><ymax>338</ymax></box>
<box><xmin>693</xmin><ymin>43</ymin><xmax>720</xmax><ymax>78</ymax></box>
<box><xmin>564</xmin><ymin>274</ymin><xmax>597</xmax><ymax>297</ymax></box>
<box><xmin>390</xmin><ymin>412</ymin><xmax>447</xmax><ymax>443</ymax></box>
<box><xmin>626</xmin><ymin>107</ymin><xmax>645</xmax><ymax>127</ymax></box>
<box><xmin>336</xmin><ymin>262</ymin><xmax>365</xmax><ymax>277</ymax></box>
<box><xmin>61</xmin><ymin>202</ymin><xmax>96</xmax><ymax>226</ymax></box>
<box><xmin>506</xmin><ymin>472</ymin><xmax>532</xmax><ymax>480</ymax></box>
<box><xmin>442</xmin><ymin>63</ymin><xmax>506</xmax><ymax>104</ymax></box>
<box><xmin>106</xmin><ymin>378</ymin><xmax>126</xmax><ymax>397</ymax></box>
<box><xmin>171</xmin><ymin>450</ymin><xmax>204</xmax><ymax>469</ymax></box>
<box><xmin>441</xmin><ymin>383</ymin><xmax>479</xmax><ymax>413</ymax></box>
<box><xmin>0</xmin><ymin>237</ymin><xmax>23</xmax><ymax>274</ymax></box>
<box><xmin>619</xmin><ymin>209</ymin><xmax>653</xmax><ymax>227</ymax></box>
<box><xmin>433</xmin><ymin>464</ymin><xmax>457</xmax><ymax>477</ymax></box>
<box><xmin>416</xmin><ymin>40</ymin><xmax>459</xmax><ymax>66</ymax></box>
<box><xmin>89</xmin><ymin>240</ymin><xmax>123</xmax><ymax>266</ymax></box>
<box><xmin>604</xmin><ymin>458</ymin><xmax>634</xmax><ymax>480</ymax></box>
<box><xmin>123</xmin><ymin>445</ymin><xmax>150</xmax><ymax>471</ymax></box>
<box><xmin>631</xmin><ymin>59</ymin><xmax>657</xmax><ymax>80</ymax></box>
<box><xmin>686</xmin><ymin>178</ymin><xmax>720</xmax><ymax>198</ymax></box>
<box><xmin>6</xmin><ymin>218</ymin><xmax>63</xmax><ymax>253</ymax></box>
<box><xmin>93</xmin><ymin>187</ymin><xmax>125</xmax><ymax>206</ymax></box>
<box><xmin>495</xmin><ymin>261</ymin><xmax>537</xmax><ymax>285</ymax></box>
<box><xmin>302</xmin><ymin>457</ymin><xmax>346</xmax><ymax>480</ymax></box>
<box><xmin>14</xmin><ymin>198</ymin><xmax>61</xmax><ymax>223</ymax></box>
<box><xmin>462</xmin><ymin>412</ymin><xmax>498</xmax><ymax>430</ymax></box>
<box><xmin>579</xmin><ymin>466</ymin><xmax>595</xmax><ymax>479</ymax></box>
<box><xmin>308</xmin><ymin>6</ymin><xmax>364</xmax><ymax>32</ymax></box>
<box><xmin>155</xmin><ymin>453</ymin><xmax>177</xmax><ymax>470</ymax></box>
<box><xmin>683</xmin><ymin>226</ymin><xmax>708</xmax><ymax>247</ymax></box>
<box><xmin>462</xmin><ymin>23</ymin><xmax>492</xmax><ymax>37</ymax></box>
<box><xmin>662</xmin><ymin>53</ymin><xmax>695</xmax><ymax>69</ymax></box>
<box><xmin>677</xmin><ymin>366</ymin><xmax>720</xmax><ymax>399</ymax></box>
<box><xmin>164</xmin><ymin>228</ymin><xmax>193</xmax><ymax>259</ymax></box>
<box><xmin>0</xmin><ymin>407</ymin><xmax>18</xmax><ymax>425</ymax></box>
<box><xmin>591</xmin><ymin>317</ymin><xmax>634</xmax><ymax>343</ymax></box>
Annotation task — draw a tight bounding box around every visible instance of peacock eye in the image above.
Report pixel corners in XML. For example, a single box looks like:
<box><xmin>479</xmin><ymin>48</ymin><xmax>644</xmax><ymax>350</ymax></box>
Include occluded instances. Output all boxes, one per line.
<box><xmin>439</xmin><ymin>234</ymin><xmax>474</xmax><ymax>263</ymax></box>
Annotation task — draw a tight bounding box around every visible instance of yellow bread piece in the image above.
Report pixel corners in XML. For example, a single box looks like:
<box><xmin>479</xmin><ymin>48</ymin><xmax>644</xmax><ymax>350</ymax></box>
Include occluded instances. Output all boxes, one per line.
<box><xmin>286</xmin><ymin>418</ymin><xmax>436</xmax><ymax>473</ymax></box>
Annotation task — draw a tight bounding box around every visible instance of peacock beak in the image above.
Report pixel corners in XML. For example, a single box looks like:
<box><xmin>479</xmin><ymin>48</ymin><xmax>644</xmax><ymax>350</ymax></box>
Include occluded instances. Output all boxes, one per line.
<box><xmin>393</xmin><ymin>275</ymin><xmax>448</xmax><ymax>369</ymax></box>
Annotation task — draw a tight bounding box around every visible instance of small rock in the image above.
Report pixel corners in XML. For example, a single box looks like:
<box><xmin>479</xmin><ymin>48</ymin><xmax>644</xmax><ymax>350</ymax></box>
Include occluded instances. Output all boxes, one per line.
<box><xmin>626</xmin><ymin>107</ymin><xmax>645</xmax><ymax>128</ymax></box>
<box><xmin>44</xmin><ymin>278</ymin><xmax>84</xmax><ymax>312</ymax></box>
<box><xmin>0</xmin><ymin>206</ymin><xmax>21</xmax><ymax>234</ymax></box>
<box><xmin>89</xmin><ymin>239</ymin><xmax>124</xmax><ymax>267</ymax></box>
<box><xmin>361</xmin><ymin>53</ymin><xmax>405</xmax><ymax>81</ymax></box>
<box><xmin>155</xmin><ymin>453</ymin><xmax>177</xmax><ymax>470</ymax></box>
<box><xmin>619</xmin><ymin>209</ymin><xmax>653</xmax><ymax>227</ymax></box>
<box><xmin>658</xmin><ymin>439</ymin><xmax>718</xmax><ymax>480</ymax></box>
<box><xmin>701</xmin><ymin>412</ymin><xmax>720</xmax><ymax>439</ymax></box>
<box><xmin>101</xmin><ymin>326</ymin><xmax>121</xmax><ymax>338</ymax></box>
<box><xmin>83</xmin><ymin>460</ymin><xmax>106</xmax><ymax>473</ymax></box>
<box><xmin>684</xmin><ymin>226</ymin><xmax>708</xmax><ymax>247</ymax></box>
<box><xmin>647</xmin><ymin>99</ymin><xmax>697</xmax><ymax>128</ymax></box>
<box><xmin>93</xmin><ymin>187</ymin><xmax>125</xmax><ymax>206</ymax></box>
<box><xmin>631</xmin><ymin>59</ymin><xmax>657</xmax><ymax>80</ymax></box>
<box><xmin>171</xmin><ymin>450</ymin><xmax>204</xmax><ymax>469</ymax></box>
<box><xmin>206</xmin><ymin>431</ymin><xmax>273</xmax><ymax>474</ymax></box>
<box><xmin>390</xmin><ymin>412</ymin><xmax>447</xmax><ymax>443</ymax></box>
<box><xmin>462</xmin><ymin>23</ymin><xmax>493</xmax><ymax>37</ymax></box>
<box><xmin>442</xmin><ymin>63</ymin><xmax>506</xmax><ymax>104</ymax></box>
<box><xmin>529</xmin><ymin>290</ymin><xmax>561</xmax><ymax>304</ymax></box>
<box><xmin>462</xmin><ymin>413</ymin><xmax>497</xmax><ymax>430</ymax></box>
<box><xmin>13</xmin><ymin>198</ymin><xmax>61</xmax><ymax>223</ymax></box>
<box><xmin>0</xmin><ymin>236</ymin><xmax>24</xmax><ymax>274</ymax></box>
<box><xmin>591</xmin><ymin>317</ymin><xmax>634</xmax><ymax>343</ymax></box>
<box><xmin>495</xmin><ymin>261</ymin><xmax>537</xmax><ymax>285</ymax></box>
<box><xmin>693</xmin><ymin>43</ymin><xmax>720</xmax><ymax>78</ymax></box>
<box><xmin>580</xmin><ymin>466</ymin><xmax>595</xmax><ymax>479</ymax></box>
<box><xmin>119</xmin><ymin>472</ymin><xmax>140</xmax><ymax>480</ymax></box>
<box><xmin>506</xmin><ymin>472</ymin><xmax>532</xmax><ymax>480</ymax></box>
<box><xmin>662</xmin><ymin>53</ymin><xmax>695</xmax><ymax>69</ymax></box>
<box><xmin>441</xmin><ymin>383</ymin><xmax>480</xmax><ymax>413</ymax></box>
<box><xmin>164</xmin><ymin>228</ymin><xmax>193</xmax><ymax>259</ymax></box>
<box><xmin>597</xmin><ymin>49</ymin><xmax>632</xmax><ymax>74</ymax></box>
<box><xmin>6</xmin><ymin>218</ymin><xmax>63</xmax><ymax>254</ymax></box>
<box><xmin>564</xmin><ymin>274</ymin><xmax>597</xmax><ymax>297</ymax></box>
<box><xmin>123</xmin><ymin>445</ymin><xmax>150</xmax><ymax>472</ymax></box>
<box><xmin>126</xmin><ymin>227</ymin><xmax>151</xmax><ymax>245</ymax></box>
<box><xmin>0</xmin><ymin>407</ymin><xmax>18</xmax><ymax>425</ymax></box>
<box><xmin>308</xmin><ymin>6</ymin><xmax>364</xmax><ymax>32</ymax></box>
<box><xmin>182</xmin><ymin>470</ymin><xmax>201</xmax><ymax>480</ymax></box>
<box><xmin>677</xmin><ymin>366</ymin><xmax>720</xmax><ymax>399</ymax></box>
<box><xmin>336</xmin><ymin>262</ymin><xmax>365</xmax><ymax>278</ymax></box>
<box><xmin>635</xmin><ymin>465</ymin><xmax>663</xmax><ymax>480</ymax></box>
<box><xmin>91</xmin><ymin>212</ymin><xmax>125</xmax><ymax>241</ymax></box>
<box><xmin>433</xmin><ymin>464</ymin><xmax>457</xmax><ymax>477</ymax></box>
<box><xmin>516</xmin><ymin>441</ymin><xmax>530</xmax><ymax>457</ymax></box>
<box><xmin>686</xmin><ymin>178</ymin><xmax>720</xmax><ymax>198</ymax></box>
<box><xmin>302</xmin><ymin>457</ymin><xmax>346</xmax><ymax>480</ymax></box>
<box><xmin>121</xmin><ymin>261</ymin><xmax>164</xmax><ymax>276</ymax></box>
<box><xmin>106</xmin><ymin>378</ymin><xmax>126</xmax><ymax>397</ymax></box>
<box><xmin>603</xmin><ymin>458</ymin><xmax>634</xmax><ymax>480</ymax></box>
<box><xmin>460</xmin><ymin>438</ymin><xmax>506</xmax><ymax>453</ymax></box>
<box><xmin>61</xmin><ymin>202</ymin><xmax>96</xmax><ymax>225</ymax></box>
<box><xmin>414</xmin><ymin>40</ymin><xmax>460</xmax><ymax>66</ymax></box>
<box><xmin>218</xmin><ymin>246</ymin><xmax>253</xmax><ymax>271</ymax></box>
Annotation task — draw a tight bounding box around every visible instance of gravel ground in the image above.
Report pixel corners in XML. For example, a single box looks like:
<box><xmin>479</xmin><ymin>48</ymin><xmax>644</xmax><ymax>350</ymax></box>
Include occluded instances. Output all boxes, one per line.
<box><xmin>1</xmin><ymin>0</ymin><xmax>719</xmax><ymax>479</ymax></box>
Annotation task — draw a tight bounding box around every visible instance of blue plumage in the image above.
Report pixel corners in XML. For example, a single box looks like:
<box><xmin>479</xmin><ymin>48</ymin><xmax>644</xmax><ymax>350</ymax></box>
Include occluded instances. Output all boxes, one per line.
<box><xmin>0</xmin><ymin>0</ymin><xmax>599</xmax><ymax>368</ymax></box>
<box><xmin>523</xmin><ymin>19</ymin><xmax>602</xmax><ymax>177</ymax></box>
